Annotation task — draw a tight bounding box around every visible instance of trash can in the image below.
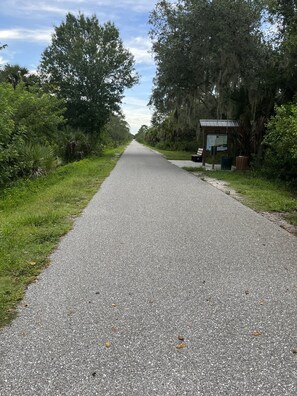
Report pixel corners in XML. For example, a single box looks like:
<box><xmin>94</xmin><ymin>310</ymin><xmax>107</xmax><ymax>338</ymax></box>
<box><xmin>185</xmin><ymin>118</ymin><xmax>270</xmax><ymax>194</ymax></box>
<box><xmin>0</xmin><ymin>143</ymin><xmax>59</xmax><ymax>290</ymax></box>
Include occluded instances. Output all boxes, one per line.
<box><xmin>236</xmin><ymin>156</ymin><xmax>249</xmax><ymax>170</ymax></box>
<box><xmin>221</xmin><ymin>157</ymin><xmax>233</xmax><ymax>170</ymax></box>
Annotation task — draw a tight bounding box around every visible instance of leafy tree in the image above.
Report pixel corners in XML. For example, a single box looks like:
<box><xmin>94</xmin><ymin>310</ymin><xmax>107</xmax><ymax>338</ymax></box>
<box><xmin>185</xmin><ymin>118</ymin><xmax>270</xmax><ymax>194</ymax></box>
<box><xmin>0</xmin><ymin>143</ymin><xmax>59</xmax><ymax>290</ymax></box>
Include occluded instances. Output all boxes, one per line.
<box><xmin>0</xmin><ymin>64</ymin><xmax>29</xmax><ymax>90</ymax></box>
<box><xmin>12</xmin><ymin>85</ymin><xmax>65</xmax><ymax>145</ymax></box>
<box><xmin>263</xmin><ymin>103</ymin><xmax>297</xmax><ymax>184</ymax></box>
<box><xmin>265</xmin><ymin>0</ymin><xmax>297</xmax><ymax>102</ymax></box>
<box><xmin>102</xmin><ymin>114</ymin><xmax>132</xmax><ymax>146</ymax></box>
<box><xmin>149</xmin><ymin>0</ymin><xmax>275</xmax><ymax>154</ymax></box>
<box><xmin>39</xmin><ymin>13</ymin><xmax>138</xmax><ymax>142</ymax></box>
<box><xmin>0</xmin><ymin>64</ymin><xmax>42</xmax><ymax>91</ymax></box>
<box><xmin>134</xmin><ymin>125</ymin><xmax>149</xmax><ymax>143</ymax></box>
<box><xmin>0</xmin><ymin>43</ymin><xmax>7</xmax><ymax>51</ymax></box>
<box><xmin>142</xmin><ymin>126</ymin><xmax>160</xmax><ymax>147</ymax></box>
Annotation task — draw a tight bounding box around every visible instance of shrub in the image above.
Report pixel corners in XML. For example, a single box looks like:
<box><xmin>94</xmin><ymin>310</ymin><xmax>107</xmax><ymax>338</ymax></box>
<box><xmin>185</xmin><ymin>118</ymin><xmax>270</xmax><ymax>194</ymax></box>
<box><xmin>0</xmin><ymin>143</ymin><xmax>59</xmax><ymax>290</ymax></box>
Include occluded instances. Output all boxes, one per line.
<box><xmin>19</xmin><ymin>144</ymin><xmax>57</xmax><ymax>177</ymax></box>
<box><xmin>0</xmin><ymin>85</ymin><xmax>24</xmax><ymax>186</ymax></box>
<box><xmin>57</xmin><ymin>127</ymin><xmax>93</xmax><ymax>162</ymax></box>
<box><xmin>263</xmin><ymin>103</ymin><xmax>297</xmax><ymax>186</ymax></box>
<box><xmin>0</xmin><ymin>83</ymin><xmax>65</xmax><ymax>186</ymax></box>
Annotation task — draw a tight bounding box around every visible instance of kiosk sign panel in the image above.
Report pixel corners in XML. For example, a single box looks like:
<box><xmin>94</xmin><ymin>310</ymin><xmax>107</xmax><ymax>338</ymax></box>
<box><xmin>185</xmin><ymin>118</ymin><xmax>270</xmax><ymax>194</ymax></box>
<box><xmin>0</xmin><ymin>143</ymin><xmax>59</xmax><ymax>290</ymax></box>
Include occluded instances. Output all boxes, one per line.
<box><xmin>206</xmin><ymin>134</ymin><xmax>227</xmax><ymax>151</ymax></box>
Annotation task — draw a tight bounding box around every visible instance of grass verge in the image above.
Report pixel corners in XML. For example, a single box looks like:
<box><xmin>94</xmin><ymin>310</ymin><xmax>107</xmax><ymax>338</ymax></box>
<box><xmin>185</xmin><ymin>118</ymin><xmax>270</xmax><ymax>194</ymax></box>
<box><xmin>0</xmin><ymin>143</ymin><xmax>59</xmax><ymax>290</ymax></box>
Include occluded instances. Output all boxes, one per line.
<box><xmin>145</xmin><ymin>146</ymin><xmax>193</xmax><ymax>160</ymax></box>
<box><xmin>191</xmin><ymin>169</ymin><xmax>297</xmax><ymax>225</ymax></box>
<box><xmin>0</xmin><ymin>145</ymin><xmax>126</xmax><ymax>327</ymax></box>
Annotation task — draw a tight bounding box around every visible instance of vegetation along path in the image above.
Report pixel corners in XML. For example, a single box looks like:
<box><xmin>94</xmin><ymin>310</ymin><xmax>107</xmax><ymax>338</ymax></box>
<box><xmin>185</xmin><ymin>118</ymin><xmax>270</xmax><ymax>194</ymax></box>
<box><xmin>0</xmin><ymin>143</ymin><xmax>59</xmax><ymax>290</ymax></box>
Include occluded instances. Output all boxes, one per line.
<box><xmin>0</xmin><ymin>141</ymin><xmax>297</xmax><ymax>395</ymax></box>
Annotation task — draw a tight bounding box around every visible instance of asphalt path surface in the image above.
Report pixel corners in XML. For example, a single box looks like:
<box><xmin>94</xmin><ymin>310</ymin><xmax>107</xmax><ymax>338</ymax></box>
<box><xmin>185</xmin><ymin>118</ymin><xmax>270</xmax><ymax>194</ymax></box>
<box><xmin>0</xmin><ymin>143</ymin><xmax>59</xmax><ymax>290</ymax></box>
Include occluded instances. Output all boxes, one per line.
<box><xmin>0</xmin><ymin>141</ymin><xmax>297</xmax><ymax>395</ymax></box>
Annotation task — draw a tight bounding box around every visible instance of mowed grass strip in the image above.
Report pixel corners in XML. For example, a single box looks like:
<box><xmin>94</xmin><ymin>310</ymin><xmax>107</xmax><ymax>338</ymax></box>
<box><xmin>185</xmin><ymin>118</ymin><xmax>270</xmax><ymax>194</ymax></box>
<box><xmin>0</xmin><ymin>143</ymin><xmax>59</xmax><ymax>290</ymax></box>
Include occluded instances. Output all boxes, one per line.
<box><xmin>201</xmin><ymin>170</ymin><xmax>297</xmax><ymax>224</ymax></box>
<box><xmin>144</xmin><ymin>145</ymin><xmax>193</xmax><ymax>160</ymax></box>
<box><xmin>0</xmin><ymin>146</ymin><xmax>126</xmax><ymax>327</ymax></box>
<box><xmin>155</xmin><ymin>149</ymin><xmax>193</xmax><ymax>160</ymax></box>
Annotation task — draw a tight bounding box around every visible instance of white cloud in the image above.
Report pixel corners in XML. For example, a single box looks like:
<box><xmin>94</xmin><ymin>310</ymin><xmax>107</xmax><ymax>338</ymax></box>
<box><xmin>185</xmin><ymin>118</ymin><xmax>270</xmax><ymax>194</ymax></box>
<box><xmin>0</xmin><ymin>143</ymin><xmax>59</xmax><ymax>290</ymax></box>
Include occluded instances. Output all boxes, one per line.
<box><xmin>14</xmin><ymin>1</ymin><xmax>109</xmax><ymax>19</ymax></box>
<box><xmin>20</xmin><ymin>2</ymin><xmax>70</xmax><ymax>15</ymax></box>
<box><xmin>28</xmin><ymin>68</ymin><xmax>38</xmax><ymax>74</ymax></box>
<box><xmin>99</xmin><ymin>0</ymin><xmax>157</xmax><ymax>12</ymax></box>
<box><xmin>1</xmin><ymin>0</ymin><xmax>77</xmax><ymax>15</ymax></box>
<box><xmin>55</xmin><ymin>0</ymin><xmax>85</xmax><ymax>2</ymax></box>
<box><xmin>123</xmin><ymin>96</ymin><xmax>148</xmax><ymax>107</ymax></box>
<box><xmin>0</xmin><ymin>29</ymin><xmax>53</xmax><ymax>43</ymax></box>
<box><xmin>123</xmin><ymin>106</ymin><xmax>152</xmax><ymax>133</ymax></box>
<box><xmin>0</xmin><ymin>0</ymin><xmax>159</xmax><ymax>16</ymax></box>
<box><xmin>122</xmin><ymin>95</ymin><xmax>152</xmax><ymax>133</ymax></box>
<box><xmin>60</xmin><ymin>0</ymin><xmax>158</xmax><ymax>13</ymax></box>
<box><xmin>0</xmin><ymin>29</ymin><xmax>154</xmax><ymax>66</ymax></box>
<box><xmin>125</xmin><ymin>37</ymin><xmax>153</xmax><ymax>65</ymax></box>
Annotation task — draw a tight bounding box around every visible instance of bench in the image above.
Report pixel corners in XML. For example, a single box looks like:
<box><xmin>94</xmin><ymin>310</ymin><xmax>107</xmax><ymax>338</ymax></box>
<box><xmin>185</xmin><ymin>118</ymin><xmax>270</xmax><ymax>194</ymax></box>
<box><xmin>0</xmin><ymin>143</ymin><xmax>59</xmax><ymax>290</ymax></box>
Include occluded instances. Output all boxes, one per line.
<box><xmin>191</xmin><ymin>148</ymin><xmax>203</xmax><ymax>162</ymax></box>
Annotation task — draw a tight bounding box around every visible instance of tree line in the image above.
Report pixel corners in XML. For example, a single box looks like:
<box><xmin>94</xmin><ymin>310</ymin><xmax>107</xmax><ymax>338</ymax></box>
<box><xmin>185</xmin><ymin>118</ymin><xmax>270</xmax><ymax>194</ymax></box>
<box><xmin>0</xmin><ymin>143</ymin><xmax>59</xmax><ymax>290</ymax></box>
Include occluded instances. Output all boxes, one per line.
<box><xmin>135</xmin><ymin>0</ymin><xmax>297</xmax><ymax>186</ymax></box>
<box><xmin>0</xmin><ymin>13</ymin><xmax>137</xmax><ymax>188</ymax></box>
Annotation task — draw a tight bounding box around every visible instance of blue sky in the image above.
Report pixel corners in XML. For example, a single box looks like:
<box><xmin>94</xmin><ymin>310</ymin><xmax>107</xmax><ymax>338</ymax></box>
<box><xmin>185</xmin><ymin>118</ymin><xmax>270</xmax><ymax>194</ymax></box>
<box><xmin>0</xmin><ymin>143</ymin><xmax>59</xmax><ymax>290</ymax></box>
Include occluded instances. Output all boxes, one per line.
<box><xmin>0</xmin><ymin>0</ymin><xmax>163</xmax><ymax>134</ymax></box>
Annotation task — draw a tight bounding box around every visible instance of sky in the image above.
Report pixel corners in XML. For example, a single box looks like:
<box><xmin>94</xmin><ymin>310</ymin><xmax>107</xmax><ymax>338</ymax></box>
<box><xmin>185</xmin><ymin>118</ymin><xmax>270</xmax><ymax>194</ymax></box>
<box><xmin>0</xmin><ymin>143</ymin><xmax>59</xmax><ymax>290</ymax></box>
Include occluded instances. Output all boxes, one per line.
<box><xmin>0</xmin><ymin>0</ymin><xmax>164</xmax><ymax>134</ymax></box>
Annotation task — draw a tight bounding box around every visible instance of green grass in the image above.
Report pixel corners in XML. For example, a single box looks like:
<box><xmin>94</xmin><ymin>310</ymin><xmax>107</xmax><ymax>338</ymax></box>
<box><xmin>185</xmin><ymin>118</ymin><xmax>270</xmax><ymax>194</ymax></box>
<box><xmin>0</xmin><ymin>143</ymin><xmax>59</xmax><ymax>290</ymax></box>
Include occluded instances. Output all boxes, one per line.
<box><xmin>284</xmin><ymin>211</ymin><xmax>297</xmax><ymax>225</ymax></box>
<box><xmin>0</xmin><ymin>145</ymin><xmax>126</xmax><ymax>327</ymax></box>
<box><xmin>198</xmin><ymin>170</ymin><xmax>297</xmax><ymax>223</ymax></box>
<box><xmin>182</xmin><ymin>167</ymin><xmax>203</xmax><ymax>172</ymax></box>
<box><xmin>146</xmin><ymin>146</ymin><xmax>193</xmax><ymax>160</ymax></box>
<box><xmin>149</xmin><ymin>146</ymin><xmax>229</xmax><ymax>162</ymax></box>
<box><xmin>149</xmin><ymin>146</ymin><xmax>231</xmax><ymax>162</ymax></box>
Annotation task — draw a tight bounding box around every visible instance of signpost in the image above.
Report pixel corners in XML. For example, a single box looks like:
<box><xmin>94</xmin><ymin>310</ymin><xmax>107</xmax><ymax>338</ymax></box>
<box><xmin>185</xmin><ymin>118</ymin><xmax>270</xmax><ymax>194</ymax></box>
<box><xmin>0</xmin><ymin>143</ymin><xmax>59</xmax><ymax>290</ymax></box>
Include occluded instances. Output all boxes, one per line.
<box><xmin>209</xmin><ymin>136</ymin><xmax>228</xmax><ymax>169</ymax></box>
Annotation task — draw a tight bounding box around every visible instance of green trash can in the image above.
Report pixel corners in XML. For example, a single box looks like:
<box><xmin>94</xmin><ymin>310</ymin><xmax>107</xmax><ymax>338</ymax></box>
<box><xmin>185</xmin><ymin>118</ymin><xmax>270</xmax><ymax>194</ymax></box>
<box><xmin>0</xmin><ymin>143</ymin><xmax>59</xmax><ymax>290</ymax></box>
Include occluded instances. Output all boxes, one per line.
<box><xmin>221</xmin><ymin>157</ymin><xmax>233</xmax><ymax>170</ymax></box>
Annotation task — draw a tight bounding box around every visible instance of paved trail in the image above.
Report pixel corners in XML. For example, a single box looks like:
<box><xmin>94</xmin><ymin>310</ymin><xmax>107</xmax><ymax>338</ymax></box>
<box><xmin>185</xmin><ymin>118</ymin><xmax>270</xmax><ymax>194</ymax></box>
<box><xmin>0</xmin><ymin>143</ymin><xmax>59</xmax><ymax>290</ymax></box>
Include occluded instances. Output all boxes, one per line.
<box><xmin>1</xmin><ymin>141</ymin><xmax>296</xmax><ymax>395</ymax></box>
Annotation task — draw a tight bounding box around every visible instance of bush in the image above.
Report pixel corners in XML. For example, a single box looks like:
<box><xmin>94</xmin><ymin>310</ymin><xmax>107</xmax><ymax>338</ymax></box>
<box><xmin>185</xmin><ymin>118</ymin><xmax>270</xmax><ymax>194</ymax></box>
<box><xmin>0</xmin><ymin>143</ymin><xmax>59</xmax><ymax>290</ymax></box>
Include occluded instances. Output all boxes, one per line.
<box><xmin>263</xmin><ymin>103</ymin><xmax>297</xmax><ymax>186</ymax></box>
<box><xmin>19</xmin><ymin>144</ymin><xmax>57</xmax><ymax>177</ymax></box>
<box><xmin>57</xmin><ymin>127</ymin><xmax>93</xmax><ymax>162</ymax></box>
<box><xmin>0</xmin><ymin>83</ymin><xmax>65</xmax><ymax>186</ymax></box>
<box><xmin>0</xmin><ymin>85</ymin><xmax>24</xmax><ymax>186</ymax></box>
<box><xmin>144</xmin><ymin>127</ymin><xmax>160</xmax><ymax>146</ymax></box>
